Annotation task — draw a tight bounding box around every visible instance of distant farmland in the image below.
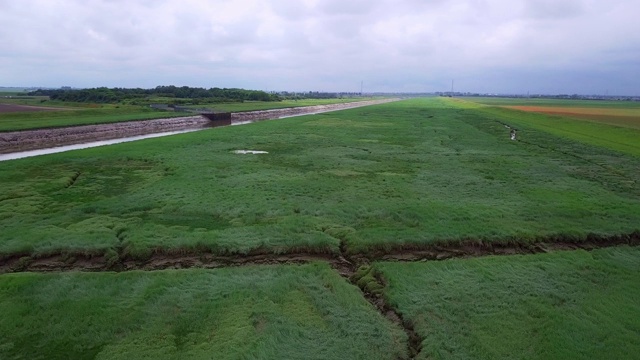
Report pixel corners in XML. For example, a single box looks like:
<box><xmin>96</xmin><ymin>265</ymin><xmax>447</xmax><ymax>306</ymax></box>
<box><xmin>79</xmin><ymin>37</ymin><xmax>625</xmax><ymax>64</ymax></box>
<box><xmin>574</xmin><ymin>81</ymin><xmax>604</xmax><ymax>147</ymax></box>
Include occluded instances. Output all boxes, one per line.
<box><xmin>0</xmin><ymin>103</ymin><xmax>63</xmax><ymax>113</ymax></box>
<box><xmin>461</xmin><ymin>97</ymin><xmax>640</xmax><ymax>157</ymax></box>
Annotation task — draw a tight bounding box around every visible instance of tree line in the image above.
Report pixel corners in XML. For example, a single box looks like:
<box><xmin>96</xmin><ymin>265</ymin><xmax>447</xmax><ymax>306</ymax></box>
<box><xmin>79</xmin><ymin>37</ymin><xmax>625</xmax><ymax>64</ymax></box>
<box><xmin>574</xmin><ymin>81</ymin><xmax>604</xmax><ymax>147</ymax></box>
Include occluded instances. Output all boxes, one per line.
<box><xmin>28</xmin><ymin>86</ymin><xmax>281</xmax><ymax>103</ymax></box>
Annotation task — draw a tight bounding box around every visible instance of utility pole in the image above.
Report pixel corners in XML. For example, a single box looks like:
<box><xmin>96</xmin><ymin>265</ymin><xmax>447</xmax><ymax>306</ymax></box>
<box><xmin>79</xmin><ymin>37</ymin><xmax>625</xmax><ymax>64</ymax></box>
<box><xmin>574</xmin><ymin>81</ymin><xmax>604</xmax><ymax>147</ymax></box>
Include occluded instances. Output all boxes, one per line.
<box><xmin>360</xmin><ymin>81</ymin><xmax>363</xmax><ymax>96</ymax></box>
<box><xmin>451</xmin><ymin>79</ymin><xmax>454</xmax><ymax>95</ymax></box>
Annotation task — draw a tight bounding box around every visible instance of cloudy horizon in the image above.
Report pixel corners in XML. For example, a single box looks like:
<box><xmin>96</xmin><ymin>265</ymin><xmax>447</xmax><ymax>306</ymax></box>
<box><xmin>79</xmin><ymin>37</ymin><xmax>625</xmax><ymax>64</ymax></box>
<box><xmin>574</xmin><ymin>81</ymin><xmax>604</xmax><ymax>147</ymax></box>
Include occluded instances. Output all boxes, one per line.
<box><xmin>1</xmin><ymin>0</ymin><xmax>639</xmax><ymax>95</ymax></box>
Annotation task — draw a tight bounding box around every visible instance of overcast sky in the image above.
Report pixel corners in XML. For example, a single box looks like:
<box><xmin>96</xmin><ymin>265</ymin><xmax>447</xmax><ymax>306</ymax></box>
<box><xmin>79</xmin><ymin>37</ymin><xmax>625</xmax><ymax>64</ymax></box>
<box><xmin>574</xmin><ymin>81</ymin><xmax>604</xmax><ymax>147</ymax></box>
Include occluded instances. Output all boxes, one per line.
<box><xmin>1</xmin><ymin>0</ymin><xmax>639</xmax><ymax>94</ymax></box>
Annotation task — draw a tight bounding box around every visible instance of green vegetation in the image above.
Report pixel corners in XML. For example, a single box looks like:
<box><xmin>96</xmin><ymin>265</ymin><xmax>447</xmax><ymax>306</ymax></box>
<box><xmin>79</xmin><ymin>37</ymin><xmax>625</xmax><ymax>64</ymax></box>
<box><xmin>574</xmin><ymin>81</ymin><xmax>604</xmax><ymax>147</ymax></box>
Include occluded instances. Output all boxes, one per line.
<box><xmin>457</xmin><ymin>98</ymin><xmax>640</xmax><ymax>156</ymax></box>
<box><xmin>0</xmin><ymin>106</ymin><xmax>190</xmax><ymax>132</ymax></box>
<box><xmin>184</xmin><ymin>97</ymin><xmax>379</xmax><ymax>113</ymax></box>
<box><xmin>376</xmin><ymin>246</ymin><xmax>640</xmax><ymax>359</ymax></box>
<box><xmin>0</xmin><ymin>98</ymin><xmax>379</xmax><ymax>132</ymax></box>
<box><xmin>28</xmin><ymin>86</ymin><xmax>280</xmax><ymax>103</ymax></box>
<box><xmin>462</xmin><ymin>97</ymin><xmax>640</xmax><ymax>109</ymax></box>
<box><xmin>1</xmin><ymin>98</ymin><xmax>639</xmax><ymax>258</ymax></box>
<box><xmin>0</xmin><ymin>263</ymin><xmax>407</xmax><ymax>359</ymax></box>
<box><xmin>1</xmin><ymin>96</ymin><xmax>639</xmax><ymax>359</ymax></box>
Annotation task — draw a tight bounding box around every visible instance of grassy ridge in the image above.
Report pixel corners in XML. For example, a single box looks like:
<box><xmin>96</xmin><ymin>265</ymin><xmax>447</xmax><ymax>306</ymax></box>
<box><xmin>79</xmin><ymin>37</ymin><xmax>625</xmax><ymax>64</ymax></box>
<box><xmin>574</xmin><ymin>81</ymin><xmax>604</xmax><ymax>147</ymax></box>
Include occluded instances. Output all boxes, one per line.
<box><xmin>1</xmin><ymin>98</ymin><xmax>640</xmax><ymax>257</ymax></box>
<box><xmin>0</xmin><ymin>263</ymin><xmax>407</xmax><ymax>359</ymax></box>
<box><xmin>376</xmin><ymin>246</ymin><xmax>640</xmax><ymax>359</ymax></box>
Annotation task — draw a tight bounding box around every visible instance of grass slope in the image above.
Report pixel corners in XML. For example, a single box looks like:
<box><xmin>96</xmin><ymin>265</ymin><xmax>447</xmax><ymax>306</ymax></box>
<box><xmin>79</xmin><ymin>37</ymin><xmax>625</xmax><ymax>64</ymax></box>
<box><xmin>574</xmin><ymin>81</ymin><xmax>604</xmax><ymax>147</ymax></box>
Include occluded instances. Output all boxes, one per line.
<box><xmin>376</xmin><ymin>247</ymin><xmax>640</xmax><ymax>360</ymax></box>
<box><xmin>1</xmin><ymin>98</ymin><xmax>640</xmax><ymax>257</ymax></box>
<box><xmin>185</xmin><ymin>98</ymin><xmax>381</xmax><ymax>112</ymax></box>
<box><xmin>0</xmin><ymin>106</ymin><xmax>190</xmax><ymax>132</ymax></box>
<box><xmin>0</xmin><ymin>263</ymin><xmax>407</xmax><ymax>360</ymax></box>
<box><xmin>0</xmin><ymin>99</ymin><xmax>379</xmax><ymax>132</ymax></box>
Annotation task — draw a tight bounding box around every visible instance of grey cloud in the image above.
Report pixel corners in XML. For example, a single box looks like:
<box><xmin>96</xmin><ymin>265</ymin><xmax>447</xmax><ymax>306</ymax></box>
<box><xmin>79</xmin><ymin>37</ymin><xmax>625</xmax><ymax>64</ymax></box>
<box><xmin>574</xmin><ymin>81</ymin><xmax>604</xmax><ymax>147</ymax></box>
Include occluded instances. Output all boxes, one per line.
<box><xmin>524</xmin><ymin>0</ymin><xmax>584</xmax><ymax>19</ymax></box>
<box><xmin>0</xmin><ymin>0</ymin><xmax>638</xmax><ymax>94</ymax></box>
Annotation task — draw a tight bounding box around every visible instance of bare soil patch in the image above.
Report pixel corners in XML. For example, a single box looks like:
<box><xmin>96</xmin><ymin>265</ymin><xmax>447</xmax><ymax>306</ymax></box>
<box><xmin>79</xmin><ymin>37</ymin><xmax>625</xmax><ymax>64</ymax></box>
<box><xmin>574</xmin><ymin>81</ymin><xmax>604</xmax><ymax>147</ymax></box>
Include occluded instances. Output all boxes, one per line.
<box><xmin>505</xmin><ymin>105</ymin><xmax>640</xmax><ymax>129</ymax></box>
<box><xmin>0</xmin><ymin>104</ymin><xmax>63</xmax><ymax>113</ymax></box>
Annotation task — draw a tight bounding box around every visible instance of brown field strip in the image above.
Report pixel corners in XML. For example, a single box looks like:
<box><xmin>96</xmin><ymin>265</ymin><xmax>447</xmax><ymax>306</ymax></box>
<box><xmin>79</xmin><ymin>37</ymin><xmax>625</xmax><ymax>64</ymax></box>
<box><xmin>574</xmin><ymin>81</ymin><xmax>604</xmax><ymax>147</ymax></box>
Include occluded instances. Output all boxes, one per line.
<box><xmin>505</xmin><ymin>105</ymin><xmax>640</xmax><ymax>129</ymax></box>
<box><xmin>0</xmin><ymin>103</ymin><xmax>64</xmax><ymax>113</ymax></box>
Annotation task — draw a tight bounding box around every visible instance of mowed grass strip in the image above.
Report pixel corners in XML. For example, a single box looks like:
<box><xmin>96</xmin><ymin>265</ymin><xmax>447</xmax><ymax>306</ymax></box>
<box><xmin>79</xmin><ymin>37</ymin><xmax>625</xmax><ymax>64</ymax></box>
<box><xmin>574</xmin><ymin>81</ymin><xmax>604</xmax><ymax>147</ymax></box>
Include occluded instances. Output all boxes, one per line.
<box><xmin>0</xmin><ymin>263</ymin><xmax>407</xmax><ymax>360</ymax></box>
<box><xmin>376</xmin><ymin>246</ymin><xmax>640</xmax><ymax>360</ymax></box>
<box><xmin>1</xmin><ymin>98</ymin><xmax>640</xmax><ymax>257</ymax></box>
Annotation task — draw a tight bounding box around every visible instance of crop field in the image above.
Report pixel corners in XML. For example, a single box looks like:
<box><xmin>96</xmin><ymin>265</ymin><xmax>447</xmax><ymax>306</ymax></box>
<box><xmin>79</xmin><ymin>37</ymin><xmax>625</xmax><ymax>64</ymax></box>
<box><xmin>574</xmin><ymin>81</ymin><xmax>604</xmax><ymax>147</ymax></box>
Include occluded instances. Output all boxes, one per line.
<box><xmin>0</xmin><ymin>103</ymin><xmax>65</xmax><ymax>114</ymax></box>
<box><xmin>460</xmin><ymin>97</ymin><xmax>640</xmax><ymax>156</ymax></box>
<box><xmin>504</xmin><ymin>106</ymin><xmax>640</xmax><ymax>129</ymax></box>
<box><xmin>374</xmin><ymin>246</ymin><xmax>640</xmax><ymax>359</ymax></box>
<box><xmin>461</xmin><ymin>97</ymin><xmax>640</xmax><ymax>124</ymax></box>
<box><xmin>1</xmin><ymin>97</ymin><xmax>639</xmax><ymax>358</ymax></box>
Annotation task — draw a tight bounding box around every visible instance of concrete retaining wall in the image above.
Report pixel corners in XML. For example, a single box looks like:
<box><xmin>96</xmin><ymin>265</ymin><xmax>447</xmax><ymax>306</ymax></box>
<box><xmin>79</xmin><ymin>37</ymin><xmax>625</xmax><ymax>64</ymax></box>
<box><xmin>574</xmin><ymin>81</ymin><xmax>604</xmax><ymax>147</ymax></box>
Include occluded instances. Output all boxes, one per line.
<box><xmin>0</xmin><ymin>99</ymin><xmax>400</xmax><ymax>154</ymax></box>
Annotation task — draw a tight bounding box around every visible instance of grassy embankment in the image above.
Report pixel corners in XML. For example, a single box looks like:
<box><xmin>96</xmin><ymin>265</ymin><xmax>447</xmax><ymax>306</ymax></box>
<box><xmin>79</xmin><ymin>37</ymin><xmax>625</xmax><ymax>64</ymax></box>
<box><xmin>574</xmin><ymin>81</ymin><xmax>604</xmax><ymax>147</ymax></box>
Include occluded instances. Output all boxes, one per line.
<box><xmin>0</xmin><ymin>262</ymin><xmax>406</xmax><ymax>359</ymax></box>
<box><xmin>375</xmin><ymin>246</ymin><xmax>640</xmax><ymax>359</ymax></box>
<box><xmin>183</xmin><ymin>97</ymin><xmax>384</xmax><ymax>112</ymax></box>
<box><xmin>460</xmin><ymin>97</ymin><xmax>640</xmax><ymax>109</ymax></box>
<box><xmin>0</xmin><ymin>106</ymin><xmax>192</xmax><ymax>132</ymax></box>
<box><xmin>1</xmin><ymin>98</ymin><xmax>639</xmax><ymax>259</ymax></box>
<box><xmin>0</xmin><ymin>98</ymin><xmax>381</xmax><ymax>132</ymax></box>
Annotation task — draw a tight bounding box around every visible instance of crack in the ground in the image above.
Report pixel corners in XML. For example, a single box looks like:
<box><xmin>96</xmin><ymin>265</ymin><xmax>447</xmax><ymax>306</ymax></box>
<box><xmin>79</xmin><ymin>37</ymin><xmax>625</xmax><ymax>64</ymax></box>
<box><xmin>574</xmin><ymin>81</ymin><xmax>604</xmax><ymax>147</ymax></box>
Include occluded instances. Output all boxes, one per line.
<box><xmin>1</xmin><ymin>233</ymin><xmax>638</xmax><ymax>274</ymax></box>
<box><xmin>65</xmin><ymin>171</ymin><xmax>82</xmax><ymax>188</ymax></box>
<box><xmin>333</xmin><ymin>258</ymin><xmax>423</xmax><ymax>359</ymax></box>
<box><xmin>2</xmin><ymin>234</ymin><xmax>638</xmax><ymax>359</ymax></box>
<box><xmin>322</xmin><ymin>235</ymin><xmax>423</xmax><ymax>359</ymax></box>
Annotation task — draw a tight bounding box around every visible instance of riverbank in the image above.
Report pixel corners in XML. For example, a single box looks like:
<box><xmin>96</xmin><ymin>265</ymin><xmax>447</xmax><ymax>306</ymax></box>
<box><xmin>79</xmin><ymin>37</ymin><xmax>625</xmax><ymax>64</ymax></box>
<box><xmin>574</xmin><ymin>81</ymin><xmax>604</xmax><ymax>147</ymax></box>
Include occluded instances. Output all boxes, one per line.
<box><xmin>0</xmin><ymin>99</ymin><xmax>399</xmax><ymax>154</ymax></box>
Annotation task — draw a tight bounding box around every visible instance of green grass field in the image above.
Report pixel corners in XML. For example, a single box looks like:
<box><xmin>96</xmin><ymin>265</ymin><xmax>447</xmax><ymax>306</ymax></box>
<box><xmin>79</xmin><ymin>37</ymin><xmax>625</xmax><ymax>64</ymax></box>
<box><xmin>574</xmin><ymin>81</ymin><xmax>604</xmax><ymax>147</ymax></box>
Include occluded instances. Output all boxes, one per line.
<box><xmin>0</xmin><ymin>106</ymin><xmax>191</xmax><ymax>132</ymax></box>
<box><xmin>376</xmin><ymin>246</ymin><xmax>640</xmax><ymax>359</ymax></box>
<box><xmin>460</xmin><ymin>97</ymin><xmax>640</xmax><ymax>109</ymax></box>
<box><xmin>0</xmin><ymin>98</ymin><xmax>380</xmax><ymax>132</ymax></box>
<box><xmin>1</xmin><ymin>97</ymin><xmax>640</xmax><ymax>359</ymax></box>
<box><xmin>185</xmin><ymin>97</ymin><xmax>381</xmax><ymax>112</ymax></box>
<box><xmin>1</xmin><ymin>98</ymin><xmax>639</xmax><ymax>258</ymax></box>
<box><xmin>458</xmin><ymin>97</ymin><xmax>640</xmax><ymax>156</ymax></box>
<box><xmin>0</xmin><ymin>262</ymin><xmax>406</xmax><ymax>360</ymax></box>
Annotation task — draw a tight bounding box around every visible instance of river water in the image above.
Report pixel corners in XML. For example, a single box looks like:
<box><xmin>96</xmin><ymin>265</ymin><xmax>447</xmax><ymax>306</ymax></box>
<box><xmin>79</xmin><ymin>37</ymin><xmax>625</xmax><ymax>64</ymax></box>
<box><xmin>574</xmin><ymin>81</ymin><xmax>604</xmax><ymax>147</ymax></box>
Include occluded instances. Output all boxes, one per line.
<box><xmin>0</xmin><ymin>129</ymin><xmax>201</xmax><ymax>162</ymax></box>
